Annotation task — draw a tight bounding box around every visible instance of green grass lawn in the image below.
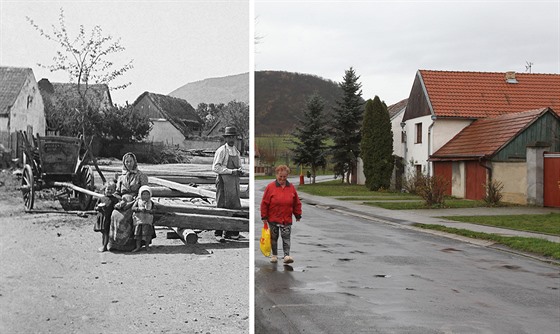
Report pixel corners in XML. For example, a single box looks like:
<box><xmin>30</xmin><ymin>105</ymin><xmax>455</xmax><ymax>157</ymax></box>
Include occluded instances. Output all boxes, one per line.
<box><xmin>415</xmin><ymin>224</ymin><xmax>560</xmax><ymax>260</ymax></box>
<box><xmin>440</xmin><ymin>213</ymin><xmax>560</xmax><ymax>236</ymax></box>
<box><xmin>364</xmin><ymin>199</ymin><xmax>489</xmax><ymax>210</ymax></box>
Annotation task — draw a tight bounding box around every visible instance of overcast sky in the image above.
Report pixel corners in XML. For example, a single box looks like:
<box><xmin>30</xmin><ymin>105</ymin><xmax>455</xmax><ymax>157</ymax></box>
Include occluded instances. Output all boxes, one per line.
<box><xmin>255</xmin><ymin>0</ymin><xmax>560</xmax><ymax>106</ymax></box>
<box><xmin>0</xmin><ymin>0</ymin><xmax>250</xmax><ymax>105</ymax></box>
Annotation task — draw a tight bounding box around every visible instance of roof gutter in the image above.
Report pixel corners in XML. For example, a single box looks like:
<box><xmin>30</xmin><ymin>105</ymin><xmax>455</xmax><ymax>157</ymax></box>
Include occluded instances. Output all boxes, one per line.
<box><xmin>479</xmin><ymin>156</ymin><xmax>493</xmax><ymax>184</ymax></box>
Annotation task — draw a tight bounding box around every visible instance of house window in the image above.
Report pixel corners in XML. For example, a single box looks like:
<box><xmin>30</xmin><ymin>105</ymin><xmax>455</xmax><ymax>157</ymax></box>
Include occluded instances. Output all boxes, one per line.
<box><xmin>415</xmin><ymin>164</ymin><xmax>422</xmax><ymax>177</ymax></box>
<box><xmin>415</xmin><ymin>123</ymin><xmax>422</xmax><ymax>143</ymax></box>
<box><xmin>401</xmin><ymin>130</ymin><xmax>406</xmax><ymax>143</ymax></box>
<box><xmin>27</xmin><ymin>95</ymin><xmax>33</xmax><ymax>108</ymax></box>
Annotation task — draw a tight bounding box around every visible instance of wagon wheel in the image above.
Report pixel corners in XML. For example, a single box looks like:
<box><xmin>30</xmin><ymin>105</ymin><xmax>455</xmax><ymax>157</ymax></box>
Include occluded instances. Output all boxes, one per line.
<box><xmin>21</xmin><ymin>164</ymin><xmax>35</xmax><ymax>210</ymax></box>
<box><xmin>76</xmin><ymin>165</ymin><xmax>95</xmax><ymax>211</ymax></box>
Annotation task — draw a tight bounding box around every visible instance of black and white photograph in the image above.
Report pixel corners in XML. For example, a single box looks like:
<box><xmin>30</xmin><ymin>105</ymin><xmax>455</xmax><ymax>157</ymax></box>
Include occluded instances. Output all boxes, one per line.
<box><xmin>1</xmin><ymin>1</ymin><xmax>250</xmax><ymax>333</ymax></box>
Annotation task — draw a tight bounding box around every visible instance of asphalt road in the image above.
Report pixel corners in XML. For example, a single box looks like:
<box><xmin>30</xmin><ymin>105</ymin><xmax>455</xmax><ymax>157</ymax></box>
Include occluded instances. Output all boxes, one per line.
<box><xmin>254</xmin><ymin>178</ymin><xmax>560</xmax><ymax>334</ymax></box>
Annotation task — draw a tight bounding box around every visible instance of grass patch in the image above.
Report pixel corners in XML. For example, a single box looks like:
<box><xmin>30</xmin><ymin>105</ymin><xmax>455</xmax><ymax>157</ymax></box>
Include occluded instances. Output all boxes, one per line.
<box><xmin>298</xmin><ymin>180</ymin><xmax>410</xmax><ymax>197</ymax></box>
<box><xmin>335</xmin><ymin>196</ymin><xmax>421</xmax><ymax>201</ymax></box>
<box><xmin>364</xmin><ymin>199</ymin><xmax>488</xmax><ymax>210</ymax></box>
<box><xmin>415</xmin><ymin>224</ymin><xmax>560</xmax><ymax>260</ymax></box>
<box><xmin>440</xmin><ymin>213</ymin><xmax>560</xmax><ymax>236</ymax></box>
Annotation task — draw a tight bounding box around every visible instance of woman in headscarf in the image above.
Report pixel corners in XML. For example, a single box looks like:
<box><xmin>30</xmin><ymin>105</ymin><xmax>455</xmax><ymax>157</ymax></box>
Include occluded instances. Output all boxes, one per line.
<box><xmin>108</xmin><ymin>152</ymin><xmax>149</xmax><ymax>251</ymax></box>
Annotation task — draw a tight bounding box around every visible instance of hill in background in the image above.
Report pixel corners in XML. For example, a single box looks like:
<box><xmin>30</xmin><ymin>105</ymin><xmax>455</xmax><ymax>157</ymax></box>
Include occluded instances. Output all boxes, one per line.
<box><xmin>169</xmin><ymin>72</ymin><xmax>249</xmax><ymax>107</ymax></box>
<box><xmin>255</xmin><ymin>70</ymin><xmax>343</xmax><ymax>135</ymax></box>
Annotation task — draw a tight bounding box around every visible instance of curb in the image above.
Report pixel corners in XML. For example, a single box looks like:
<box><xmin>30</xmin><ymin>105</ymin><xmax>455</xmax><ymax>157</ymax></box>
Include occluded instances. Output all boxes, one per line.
<box><xmin>301</xmin><ymin>198</ymin><xmax>560</xmax><ymax>266</ymax></box>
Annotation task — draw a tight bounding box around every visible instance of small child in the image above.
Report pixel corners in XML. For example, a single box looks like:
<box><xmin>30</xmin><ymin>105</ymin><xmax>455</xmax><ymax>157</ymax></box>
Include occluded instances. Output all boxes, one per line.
<box><xmin>94</xmin><ymin>179</ymin><xmax>119</xmax><ymax>252</ymax></box>
<box><xmin>131</xmin><ymin>185</ymin><xmax>155</xmax><ymax>252</ymax></box>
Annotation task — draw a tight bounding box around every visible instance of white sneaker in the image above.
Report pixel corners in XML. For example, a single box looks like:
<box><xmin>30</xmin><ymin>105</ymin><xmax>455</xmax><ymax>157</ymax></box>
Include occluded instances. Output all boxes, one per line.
<box><xmin>270</xmin><ymin>255</ymin><xmax>278</xmax><ymax>263</ymax></box>
<box><xmin>215</xmin><ymin>235</ymin><xmax>225</xmax><ymax>242</ymax></box>
<box><xmin>283</xmin><ymin>256</ymin><xmax>294</xmax><ymax>264</ymax></box>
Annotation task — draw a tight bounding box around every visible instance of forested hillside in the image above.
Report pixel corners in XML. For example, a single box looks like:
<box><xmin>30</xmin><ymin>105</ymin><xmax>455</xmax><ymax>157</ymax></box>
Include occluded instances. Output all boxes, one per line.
<box><xmin>255</xmin><ymin>71</ymin><xmax>343</xmax><ymax>135</ymax></box>
<box><xmin>169</xmin><ymin>73</ymin><xmax>249</xmax><ymax>107</ymax></box>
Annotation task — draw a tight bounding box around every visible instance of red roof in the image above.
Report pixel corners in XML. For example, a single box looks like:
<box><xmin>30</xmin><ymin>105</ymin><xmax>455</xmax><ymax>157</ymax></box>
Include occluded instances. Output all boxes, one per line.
<box><xmin>419</xmin><ymin>70</ymin><xmax>560</xmax><ymax>118</ymax></box>
<box><xmin>431</xmin><ymin>108</ymin><xmax>555</xmax><ymax>160</ymax></box>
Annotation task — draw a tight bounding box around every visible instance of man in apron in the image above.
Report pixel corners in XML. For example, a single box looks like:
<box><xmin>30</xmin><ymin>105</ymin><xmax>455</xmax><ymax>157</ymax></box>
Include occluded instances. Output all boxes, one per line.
<box><xmin>212</xmin><ymin>126</ymin><xmax>244</xmax><ymax>242</ymax></box>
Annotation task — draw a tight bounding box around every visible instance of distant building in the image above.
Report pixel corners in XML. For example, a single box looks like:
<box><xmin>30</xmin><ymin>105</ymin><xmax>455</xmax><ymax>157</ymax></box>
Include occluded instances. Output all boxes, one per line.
<box><xmin>132</xmin><ymin>91</ymin><xmax>202</xmax><ymax>146</ymax></box>
<box><xmin>0</xmin><ymin>66</ymin><xmax>46</xmax><ymax>156</ymax></box>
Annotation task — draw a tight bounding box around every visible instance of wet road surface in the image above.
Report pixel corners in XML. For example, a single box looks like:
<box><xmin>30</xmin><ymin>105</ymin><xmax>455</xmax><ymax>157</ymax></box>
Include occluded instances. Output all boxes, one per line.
<box><xmin>254</xmin><ymin>179</ymin><xmax>560</xmax><ymax>334</ymax></box>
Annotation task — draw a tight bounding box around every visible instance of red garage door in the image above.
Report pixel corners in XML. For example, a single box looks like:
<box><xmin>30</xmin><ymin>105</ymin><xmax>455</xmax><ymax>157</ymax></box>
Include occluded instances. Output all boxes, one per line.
<box><xmin>544</xmin><ymin>153</ymin><xmax>560</xmax><ymax>208</ymax></box>
<box><xmin>433</xmin><ymin>161</ymin><xmax>452</xmax><ymax>196</ymax></box>
<box><xmin>465</xmin><ymin>161</ymin><xmax>487</xmax><ymax>200</ymax></box>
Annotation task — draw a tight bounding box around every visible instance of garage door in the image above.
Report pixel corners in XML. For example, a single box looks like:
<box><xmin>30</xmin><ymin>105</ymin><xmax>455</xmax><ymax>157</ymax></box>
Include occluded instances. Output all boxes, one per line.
<box><xmin>544</xmin><ymin>153</ymin><xmax>560</xmax><ymax>208</ymax></box>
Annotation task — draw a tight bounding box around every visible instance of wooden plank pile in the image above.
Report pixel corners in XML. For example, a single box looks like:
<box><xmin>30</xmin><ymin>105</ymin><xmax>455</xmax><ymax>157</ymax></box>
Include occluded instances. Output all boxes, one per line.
<box><xmin>99</xmin><ymin>164</ymin><xmax>249</xmax><ymax>244</ymax></box>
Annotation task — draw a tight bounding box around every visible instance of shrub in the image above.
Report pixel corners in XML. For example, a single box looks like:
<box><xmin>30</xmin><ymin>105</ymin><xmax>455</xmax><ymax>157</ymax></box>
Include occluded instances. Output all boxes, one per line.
<box><xmin>416</xmin><ymin>174</ymin><xmax>449</xmax><ymax>207</ymax></box>
<box><xmin>484</xmin><ymin>180</ymin><xmax>504</xmax><ymax>206</ymax></box>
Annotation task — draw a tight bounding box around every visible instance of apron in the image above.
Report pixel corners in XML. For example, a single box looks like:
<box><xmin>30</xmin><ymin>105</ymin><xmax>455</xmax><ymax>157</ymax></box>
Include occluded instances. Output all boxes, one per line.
<box><xmin>216</xmin><ymin>153</ymin><xmax>242</xmax><ymax>209</ymax></box>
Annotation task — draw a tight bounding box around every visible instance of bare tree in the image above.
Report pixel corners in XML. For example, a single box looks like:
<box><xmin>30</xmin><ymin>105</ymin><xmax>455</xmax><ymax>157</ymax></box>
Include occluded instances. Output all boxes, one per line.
<box><xmin>27</xmin><ymin>8</ymin><xmax>133</xmax><ymax>137</ymax></box>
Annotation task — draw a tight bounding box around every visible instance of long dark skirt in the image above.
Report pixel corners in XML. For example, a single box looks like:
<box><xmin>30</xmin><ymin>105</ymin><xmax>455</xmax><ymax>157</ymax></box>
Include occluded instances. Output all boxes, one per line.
<box><xmin>108</xmin><ymin>208</ymin><xmax>135</xmax><ymax>251</ymax></box>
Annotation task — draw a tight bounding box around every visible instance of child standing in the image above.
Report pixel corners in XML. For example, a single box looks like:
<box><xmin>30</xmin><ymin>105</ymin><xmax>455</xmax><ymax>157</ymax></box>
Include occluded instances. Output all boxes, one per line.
<box><xmin>94</xmin><ymin>179</ymin><xmax>120</xmax><ymax>252</ymax></box>
<box><xmin>131</xmin><ymin>185</ymin><xmax>155</xmax><ymax>252</ymax></box>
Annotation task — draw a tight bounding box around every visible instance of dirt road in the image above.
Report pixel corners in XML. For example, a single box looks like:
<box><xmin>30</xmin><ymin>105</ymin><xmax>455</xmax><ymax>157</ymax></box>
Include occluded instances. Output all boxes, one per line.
<box><xmin>0</xmin><ymin>171</ymin><xmax>249</xmax><ymax>333</ymax></box>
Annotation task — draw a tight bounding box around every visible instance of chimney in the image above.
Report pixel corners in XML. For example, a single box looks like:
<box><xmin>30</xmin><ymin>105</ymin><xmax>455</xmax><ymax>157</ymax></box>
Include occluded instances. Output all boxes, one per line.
<box><xmin>505</xmin><ymin>71</ymin><xmax>518</xmax><ymax>84</ymax></box>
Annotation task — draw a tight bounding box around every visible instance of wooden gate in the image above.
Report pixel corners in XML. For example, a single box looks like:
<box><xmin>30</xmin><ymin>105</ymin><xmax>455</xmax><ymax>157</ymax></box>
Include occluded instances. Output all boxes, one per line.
<box><xmin>465</xmin><ymin>161</ymin><xmax>487</xmax><ymax>200</ymax></box>
<box><xmin>544</xmin><ymin>153</ymin><xmax>560</xmax><ymax>208</ymax></box>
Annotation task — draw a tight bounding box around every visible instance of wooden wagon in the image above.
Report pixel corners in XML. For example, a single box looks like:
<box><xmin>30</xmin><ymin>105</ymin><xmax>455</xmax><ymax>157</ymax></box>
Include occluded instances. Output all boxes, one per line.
<box><xmin>19</xmin><ymin>132</ymin><xmax>104</xmax><ymax>211</ymax></box>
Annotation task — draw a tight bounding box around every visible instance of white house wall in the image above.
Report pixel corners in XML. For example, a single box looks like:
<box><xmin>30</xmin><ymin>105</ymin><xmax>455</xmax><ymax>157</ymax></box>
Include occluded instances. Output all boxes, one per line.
<box><xmin>148</xmin><ymin>119</ymin><xmax>185</xmax><ymax>146</ymax></box>
<box><xmin>391</xmin><ymin>111</ymin><xmax>405</xmax><ymax>158</ymax></box>
<box><xmin>403</xmin><ymin>114</ymin><xmax>432</xmax><ymax>175</ymax></box>
<box><xmin>8</xmin><ymin>73</ymin><xmax>45</xmax><ymax>136</ymax></box>
<box><xmin>432</xmin><ymin>119</ymin><xmax>472</xmax><ymax>153</ymax></box>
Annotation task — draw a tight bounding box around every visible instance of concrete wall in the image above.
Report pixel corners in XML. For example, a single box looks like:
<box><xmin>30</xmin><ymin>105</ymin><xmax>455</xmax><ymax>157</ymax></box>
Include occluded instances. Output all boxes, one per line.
<box><xmin>493</xmin><ymin>161</ymin><xmax>527</xmax><ymax>205</ymax></box>
<box><xmin>451</xmin><ymin>162</ymin><xmax>466</xmax><ymax>198</ymax></box>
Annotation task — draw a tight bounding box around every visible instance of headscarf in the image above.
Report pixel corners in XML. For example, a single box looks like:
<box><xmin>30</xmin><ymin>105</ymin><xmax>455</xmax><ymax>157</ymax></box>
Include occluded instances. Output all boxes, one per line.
<box><xmin>138</xmin><ymin>185</ymin><xmax>152</xmax><ymax>198</ymax></box>
<box><xmin>137</xmin><ymin>185</ymin><xmax>153</xmax><ymax>210</ymax></box>
<box><xmin>121</xmin><ymin>152</ymin><xmax>139</xmax><ymax>174</ymax></box>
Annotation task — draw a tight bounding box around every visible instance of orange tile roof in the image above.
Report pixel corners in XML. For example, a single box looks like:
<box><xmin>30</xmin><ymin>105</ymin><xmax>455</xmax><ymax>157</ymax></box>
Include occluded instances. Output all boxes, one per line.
<box><xmin>431</xmin><ymin>108</ymin><xmax>554</xmax><ymax>160</ymax></box>
<box><xmin>419</xmin><ymin>70</ymin><xmax>560</xmax><ymax>118</ymax></box>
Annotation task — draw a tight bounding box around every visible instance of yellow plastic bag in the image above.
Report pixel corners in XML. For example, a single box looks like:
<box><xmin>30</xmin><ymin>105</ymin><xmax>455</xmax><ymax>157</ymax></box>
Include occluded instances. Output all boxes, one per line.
<box><xmin>260</xmin><ymin>223</ymin><xmax>271</xmax><ymax>257</ymax></box>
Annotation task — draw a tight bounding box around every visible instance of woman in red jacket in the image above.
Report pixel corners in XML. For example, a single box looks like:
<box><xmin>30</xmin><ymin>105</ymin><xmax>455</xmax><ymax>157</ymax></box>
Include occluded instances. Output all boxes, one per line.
<box><xmin>260</xmin><ymin>165</ymin><xmax>302</xmax><ymax>264</ymax></box>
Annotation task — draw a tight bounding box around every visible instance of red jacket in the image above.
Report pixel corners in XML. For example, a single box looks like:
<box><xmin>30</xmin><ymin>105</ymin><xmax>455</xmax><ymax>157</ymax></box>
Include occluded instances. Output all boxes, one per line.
<box><xmin>260</xmin><ymin>180</ymin><xmax>302</xmax><ymax>225</ymax></box>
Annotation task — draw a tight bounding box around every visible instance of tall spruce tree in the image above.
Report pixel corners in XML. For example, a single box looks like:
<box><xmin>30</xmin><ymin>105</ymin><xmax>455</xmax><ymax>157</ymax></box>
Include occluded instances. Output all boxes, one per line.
<box><xmin>331</xmin><ymin>67</ymin><xmax>363</xmax><ymax>183</ymax></box>
<box><xmin>361</xmin><ymin>96</ymin><xmax>394</xmax><ymax>190</ymax></box>
<box><xmin>291</xmin><ymin>93</ymin><xmax>328</xmax><ymax>184</ymax></box>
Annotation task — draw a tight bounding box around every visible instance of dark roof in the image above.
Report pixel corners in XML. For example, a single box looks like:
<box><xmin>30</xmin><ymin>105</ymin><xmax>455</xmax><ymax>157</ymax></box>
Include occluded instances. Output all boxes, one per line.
<box><xmin>430</xmin><ymin>108</ymin><xmax>557</xmax><ymax>160</ymax></box>
<box><xmin>419</xmin><ymin>70</ymin><xmax>560</xmax><ymax>118</ymax></box>
<box><xmin>387</xmin><ymin>98</ymin><xmax>408</xmax><ymax>119</ymax></box>
<box><xmin>38</xmin><ymin>78</ymin><xmax>113</xmax><ymax>110</ymax></box>
<box><xmin>0</xmin><ymin>66</ymin><xmax>34</xmax><ymax>116</ymax></box>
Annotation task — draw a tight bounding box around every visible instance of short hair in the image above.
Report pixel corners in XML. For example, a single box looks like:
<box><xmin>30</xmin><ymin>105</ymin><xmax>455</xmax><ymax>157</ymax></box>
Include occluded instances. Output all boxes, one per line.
<box><xmin>275</xmin><ymin>165</ymin><xmax>290</xmax><ymax>174</ymax></box>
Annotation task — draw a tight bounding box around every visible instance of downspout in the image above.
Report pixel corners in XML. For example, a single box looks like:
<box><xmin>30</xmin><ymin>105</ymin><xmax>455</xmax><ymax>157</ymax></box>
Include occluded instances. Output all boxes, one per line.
<box><xmin>479</xmin><ymin>156</ymin><xmax>492</xmax><ymax>183</ymax></box>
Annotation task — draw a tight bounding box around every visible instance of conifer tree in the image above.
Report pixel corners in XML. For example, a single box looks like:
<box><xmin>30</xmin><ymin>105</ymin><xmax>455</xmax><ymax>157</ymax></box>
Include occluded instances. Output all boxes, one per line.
<box><xmin>331</xmin><ymin>67</ymin><xmax>363</xmax><ymax>183</ymax></box>
<box><xmin>291</xmin><ymin>93</ymin><xmax>328</xmax><ymax>183</ymax></box>
<box><xmin>361</xmin><ymin>96</ymin><xmax>394</xmax><ymax>190</ymax></box>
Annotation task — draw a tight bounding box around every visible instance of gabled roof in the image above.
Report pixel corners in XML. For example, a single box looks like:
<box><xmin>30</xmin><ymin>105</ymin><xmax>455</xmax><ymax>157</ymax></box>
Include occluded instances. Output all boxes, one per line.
<box><xmin>133</xmin><ymin>91</ymin><xmax>201</xmax><ymax>125</ymax></box>
<box><xmin>0</xmin><ymin>66</ymin><xmax>34</xmax><ymax>116</ymax></box>
<box><xmin>388</xmin><ymin>98</ymin><xmax>407</xmax><ymax>120</ymax></box>
<box><xmin>419</xmin><ymin>70</ymin><xmax>560</xmax><ymax>118</ymax></box>
<box><xmin>38</xmin><ymin>78</ymin><xmax>113</xmax><ymax>110</ymax></box>
<box><xmin>430</xmin><ymin>107</ymin><xmax>558</xmax><ymax>161</ymax></box>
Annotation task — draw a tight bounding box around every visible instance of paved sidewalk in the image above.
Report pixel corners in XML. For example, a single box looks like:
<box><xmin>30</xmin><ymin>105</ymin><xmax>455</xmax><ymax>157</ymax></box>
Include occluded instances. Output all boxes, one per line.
<box><xmin>297</xmin><ymin>192</ymin><xmax>560</xmax><ymax>244</ymax></box>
